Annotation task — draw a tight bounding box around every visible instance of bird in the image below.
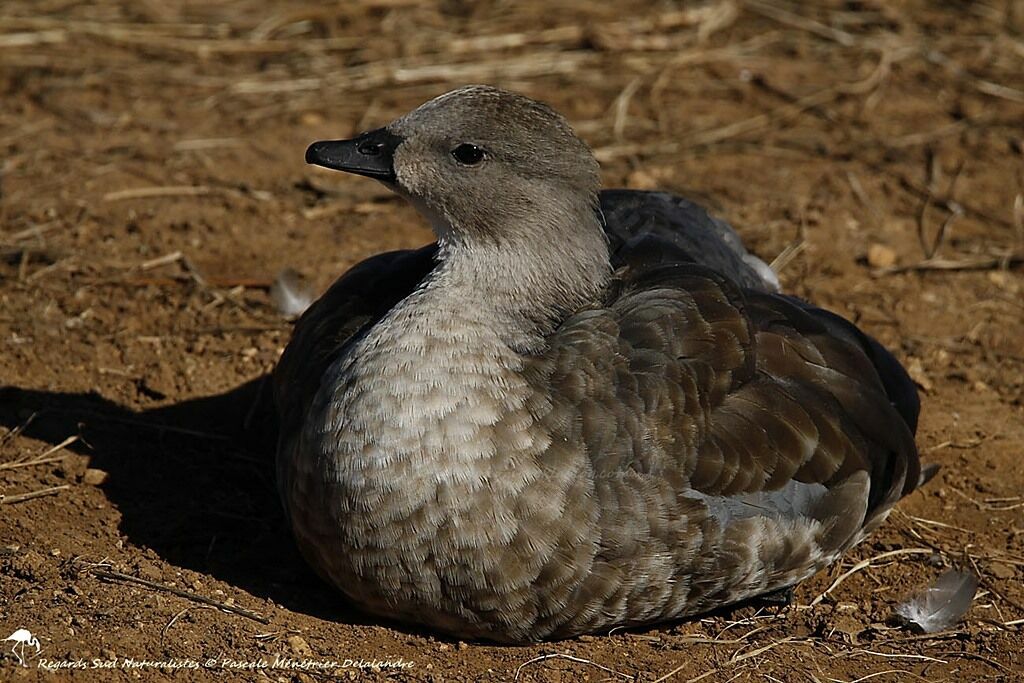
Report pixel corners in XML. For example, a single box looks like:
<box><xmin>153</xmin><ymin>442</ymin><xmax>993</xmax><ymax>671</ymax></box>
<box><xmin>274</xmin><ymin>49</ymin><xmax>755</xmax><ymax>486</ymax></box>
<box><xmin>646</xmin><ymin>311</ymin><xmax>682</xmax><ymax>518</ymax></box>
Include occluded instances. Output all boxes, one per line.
<box><xmin>273</xmin><ymin>85</ymin><xmax>923</xmax><ymax>643</ymax></box>
<box><xmin>5</xmin><ymin>629</ymin><xmax>40</xmax><ymax>667</ymax></box>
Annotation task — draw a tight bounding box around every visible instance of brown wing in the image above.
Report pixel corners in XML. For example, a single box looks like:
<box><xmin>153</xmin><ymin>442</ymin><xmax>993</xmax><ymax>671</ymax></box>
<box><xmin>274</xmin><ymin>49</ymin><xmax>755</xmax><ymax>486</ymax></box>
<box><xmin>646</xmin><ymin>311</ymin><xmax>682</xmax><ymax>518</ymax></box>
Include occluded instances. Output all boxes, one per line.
<box><xmin>741</xmin><ymin>292</ymin><xmax>920</xmax><ymax>510</ymax></box>
<box><xmin>526</xmin><ymin>259</ymin><xmax>920</xmax><ymax>631</ymax></box>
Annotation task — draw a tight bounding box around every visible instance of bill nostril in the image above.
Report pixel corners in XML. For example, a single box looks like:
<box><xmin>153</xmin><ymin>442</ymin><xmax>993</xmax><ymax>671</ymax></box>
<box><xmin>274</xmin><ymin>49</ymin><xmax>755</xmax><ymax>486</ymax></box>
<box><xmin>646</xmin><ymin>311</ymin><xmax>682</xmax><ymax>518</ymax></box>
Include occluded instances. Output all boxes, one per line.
<box><xmin>357</xmin><ymin>141</ymin><xmax>383</xmax><ymax>156</ymax></box>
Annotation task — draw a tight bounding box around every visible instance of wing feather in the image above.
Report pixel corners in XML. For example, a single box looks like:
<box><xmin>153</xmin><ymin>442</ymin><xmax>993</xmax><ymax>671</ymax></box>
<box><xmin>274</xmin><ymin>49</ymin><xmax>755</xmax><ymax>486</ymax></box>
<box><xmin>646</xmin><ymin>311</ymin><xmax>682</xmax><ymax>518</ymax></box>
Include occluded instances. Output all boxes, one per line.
<box><xmin>534</xmin><ymin>257</ymin><xmax>920</xmax><ymax>576</ymax></box>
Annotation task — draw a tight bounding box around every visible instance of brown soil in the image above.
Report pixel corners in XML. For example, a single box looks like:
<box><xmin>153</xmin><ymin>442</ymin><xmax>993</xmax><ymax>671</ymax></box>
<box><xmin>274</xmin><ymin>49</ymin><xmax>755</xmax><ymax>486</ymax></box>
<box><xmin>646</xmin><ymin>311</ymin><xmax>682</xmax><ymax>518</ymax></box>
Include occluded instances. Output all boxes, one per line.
<box><xmin>2</xmin><ymin>1</ymin><xmax>1023</xmax><ymax>681</ymax></box>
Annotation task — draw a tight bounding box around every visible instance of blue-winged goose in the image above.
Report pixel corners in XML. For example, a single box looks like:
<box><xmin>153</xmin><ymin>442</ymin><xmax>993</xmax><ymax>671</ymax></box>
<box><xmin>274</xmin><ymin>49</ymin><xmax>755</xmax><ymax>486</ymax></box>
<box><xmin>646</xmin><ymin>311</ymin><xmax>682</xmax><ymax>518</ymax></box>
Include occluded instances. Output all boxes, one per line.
<box><xmin>274</xmin><ymin>85</ymin><xmax>922</xmax><ymax>642</ymax></box>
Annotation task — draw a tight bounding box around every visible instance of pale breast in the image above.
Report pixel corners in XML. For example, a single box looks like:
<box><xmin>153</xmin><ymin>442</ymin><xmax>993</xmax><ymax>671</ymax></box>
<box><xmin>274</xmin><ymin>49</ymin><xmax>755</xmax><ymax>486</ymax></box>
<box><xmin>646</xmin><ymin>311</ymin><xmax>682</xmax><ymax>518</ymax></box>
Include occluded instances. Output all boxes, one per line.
<box><xmin>280</xmin><ymin>282</ymin><xmax>606</xmax><ymax>640</ymax></box>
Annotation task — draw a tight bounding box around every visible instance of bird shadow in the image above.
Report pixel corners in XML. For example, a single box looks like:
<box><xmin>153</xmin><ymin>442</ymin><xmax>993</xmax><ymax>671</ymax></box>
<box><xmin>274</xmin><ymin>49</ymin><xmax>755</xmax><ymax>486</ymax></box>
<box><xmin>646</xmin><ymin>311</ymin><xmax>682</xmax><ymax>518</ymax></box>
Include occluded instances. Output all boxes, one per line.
<box><xmin>0</xmin><ymin>378</ymin><xmax>380</xmax><ymax>628</ymax></box>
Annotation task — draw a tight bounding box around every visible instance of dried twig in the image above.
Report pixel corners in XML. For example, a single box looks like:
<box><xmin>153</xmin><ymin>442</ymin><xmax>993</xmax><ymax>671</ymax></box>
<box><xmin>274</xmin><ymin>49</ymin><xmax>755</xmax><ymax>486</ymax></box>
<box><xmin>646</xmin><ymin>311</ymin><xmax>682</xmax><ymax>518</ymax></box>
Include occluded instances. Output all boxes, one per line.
<box><xmin>5</xmin><ymin>220</ymin><xmax>62</xmax><ymax>243</ymax></box>
<box><xmin>513</xmin><ymin>653</ymin><xmax>632</xmax><ymax>681</ymax></box>
<box><xmin>924</xmin><ymin>49</ymin><xmax>1024</xmax><ymax>104</ymax></box>
<box><xmin>611</xmin><ymin>77</ymin><xmax>643</xmax><ymax>140</ymax></box>
<box><xmin>883</xmin><ymin>165</ymin><xmax>1015</xmax><ymax>231</ymax></box>
<box><xmin>741</xmin><ymin>0</ymin><xmax>856</xmax><ymax>46</ymax></box>
<box><xmin>873</xmin><ymin>253</ymin><xmax>1024</xmax><ymax>275</ymax></box>
<box><xmin>0</xmin><ymin>412</ymin><xmax>38</xmax><ymax>448</ymax></box>
<box><xmin>809</xmin><ymin>548</ymin><xmax>934</xmax><ymax>607</ymax></box>
<box><xmin>1</xmin><ymin>435</ymin><xmax>79</xmax><ymax>468</ymax></box>
<box><xmin>0</xmin><ymin>484</ymin><xmax>71</xmax><ymax>505</ymax></box>
<box><xmin>88</xmin><ymin>567</ymin><xmax>270</xmax><ymax>624</ymax></box>
<box><xmin>836</xmin><ymin>649</ymin><xmax>947</xmax><ymax>663</ymax></box>
<box><xmin>0</xmin><ymin>454</ymin><xmax>67</xmax><ymax>471</ymax></box>
<box><xmin>939</xmin><ymin>650</ymin><xmax>1012</xmax><ymax>673</ymax></box>
<box><xmin>769</xmin><ymin>239</ymin><xmax>806</xmax><ymax>276</ymax></box>
<box><xmin>232</xmin><ymin>51</ymin><xmax>596</xmax><ymax>96</ymax></box>
<box><xmin>834</xmin><ymin>670</ymin><xmax>923</xmax><ymax>683</ymax></box>
<box><xmin>598</xmin><ymin>51</ymin><xmax>893</xmax><ymax>161</ymax></box>
<box><xmin>161</xmin><ymin>606</ymin><xmax>216</xmax><ymax>640</ymax></box>
<box><xmin>103</xmin><ymin>186</ymin><xmax>219</xmax><ymax>202</ymax></box>
<box><xmin>652</xmin><ymin>637</ymin><xmax>801</xmax><ymax>683</ymax></box>
<box><xmin>916</xmin><ymin>152</ymin><xmax>965</xmax><ymax>260</ymax></box>
<box><xmin>140</xmin><ymin>251</ymin><xmax>184</xmax><ymax>271</ymax></box>
<box><xmin>0</xmin><ymin>30</ymin><xmax>67</xmax><ymax>48</ymax></box>
<box><xmin>1014</xmin><ymin>193</ymin><xmax>1024</xmax><ymax>248</ymax></box>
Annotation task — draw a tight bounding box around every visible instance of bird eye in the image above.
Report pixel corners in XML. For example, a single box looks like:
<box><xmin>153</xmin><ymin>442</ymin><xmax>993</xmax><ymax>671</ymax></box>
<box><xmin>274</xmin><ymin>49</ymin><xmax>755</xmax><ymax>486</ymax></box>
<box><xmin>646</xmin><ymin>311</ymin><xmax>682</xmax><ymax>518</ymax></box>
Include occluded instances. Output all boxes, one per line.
<box><xmin>451</xmin><ymin>143</ymin><xmax>485</xmax><ymax>165</ymax></box>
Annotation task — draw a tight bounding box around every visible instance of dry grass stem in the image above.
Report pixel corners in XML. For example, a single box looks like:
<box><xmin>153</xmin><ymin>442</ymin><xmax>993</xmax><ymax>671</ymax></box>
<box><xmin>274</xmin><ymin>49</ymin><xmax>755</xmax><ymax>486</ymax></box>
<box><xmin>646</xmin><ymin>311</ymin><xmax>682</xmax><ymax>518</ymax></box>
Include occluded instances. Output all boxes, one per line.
<box><xmin>87</xmin><ymin>565</ymin><xmax>270</xmax><ymax>624</ymax></box>
<box><xmin>830</xmin><ymin>670</ymin><xmax>917</xmax><ymax>683</ymax></box>
<box><xmin>874</xmin><ymin>253</ymin><xmax>1024</xmax><ymax>275</ymax></box>
<box><xmin>6</xmin><ymin>220</ymin><xmax>62</xmax><ymax>243</ymax></box>
<box><xmin>0</xmin><ymin>413</ymin><xmax>38</xmax><ymax>448</ymax></box>
<box><xmin>838</xmin><ymin>648</ymin><xmax>947</xmax><ymax>663</ymax></box>
<box><xmin>0</xmin><ymin>29</ymin><xmax>67</xmax><ymax>47</ymax></box>
<box><xmin>612</xmin><ymin>77</ymin><xmax>643</xmax><ymax>140</ymax></box>
<box><xmin>924</xmin><ymin>49</ymin><xmax>1024</xmax><ymax>104</ymax></box>
<box><xmin>103</xmin><ymin>186</ymin><xmax>219</xmax><ymax>202</ymax></box>
<box><xmin>1014</xmin><ymin>193</ymin><xmax>1023</xmax><ymax>247</ymax></box>
<box><xmin>9</xmin><ymin>434</ymin><xmax>80</xmax><ymax>466</ymax></box>
<box><xmin>513</xmin><ymin>653</ymin><xmax>632</xmax><ymax>681</ymax></box>
<box><xmin>809</xmin><ymin>548</ymin><xmax>934</xmax><ymax>607</ymax></box>
<box><xmin>599</xmin><ymin>51</ymin><xmax>893</xmax><ymax>161</ymax></box>
<box><xmin>651</xmin><ymin>637</ymin><xmax>800</xmax><ymax>683</ymax></box>
<box><xmin>769</xmin><ymin>239</ymin><xmax>806</xmax><ymax>276</ymax></box>
<box><xmin>0</xmin><ymin>484</ymin><xmax>71</xmax><ymax>505</ymax></box>
<box><xmin>0</xmin><ymin>454</ymin><xmax>67</xmax><ymax>471</ymax></box>
<box><xmin>161</xmin><ymin>606</ymin><xmax>217</xmax><ymax>640</ymax></box>
<box><xmin>741</xmin><ymin>0</ymin><xmax>856</xmax><ymax>46</ymax></box>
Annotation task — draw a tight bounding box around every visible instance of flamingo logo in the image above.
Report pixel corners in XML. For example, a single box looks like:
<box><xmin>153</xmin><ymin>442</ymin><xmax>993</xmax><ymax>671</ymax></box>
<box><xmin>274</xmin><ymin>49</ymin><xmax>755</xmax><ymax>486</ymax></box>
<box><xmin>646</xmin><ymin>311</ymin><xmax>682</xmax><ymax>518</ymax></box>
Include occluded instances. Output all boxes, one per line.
<box><xmin>4</xmin><ymin>629</ymin><xmax>41</xmax><ymax>667</ymax></box>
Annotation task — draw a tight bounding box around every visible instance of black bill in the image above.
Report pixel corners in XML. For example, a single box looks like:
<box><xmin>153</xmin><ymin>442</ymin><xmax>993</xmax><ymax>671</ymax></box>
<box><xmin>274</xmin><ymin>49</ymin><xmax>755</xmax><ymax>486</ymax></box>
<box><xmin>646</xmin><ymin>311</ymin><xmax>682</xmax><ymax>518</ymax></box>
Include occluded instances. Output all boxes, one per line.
<box><xmin>304</xmin><ymin>127</ymin><xmax>403</xmax><ymax>181</ymax></box>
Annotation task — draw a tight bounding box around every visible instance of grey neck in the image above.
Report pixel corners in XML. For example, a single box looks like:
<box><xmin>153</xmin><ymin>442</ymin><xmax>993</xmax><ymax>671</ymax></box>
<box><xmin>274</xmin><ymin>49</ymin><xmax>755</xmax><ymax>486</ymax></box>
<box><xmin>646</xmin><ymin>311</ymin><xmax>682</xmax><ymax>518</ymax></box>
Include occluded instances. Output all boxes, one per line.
<box><xmin>428</xmin><ymin>202</ymin><xmax>612</xmax><ymax>353</ymax></box>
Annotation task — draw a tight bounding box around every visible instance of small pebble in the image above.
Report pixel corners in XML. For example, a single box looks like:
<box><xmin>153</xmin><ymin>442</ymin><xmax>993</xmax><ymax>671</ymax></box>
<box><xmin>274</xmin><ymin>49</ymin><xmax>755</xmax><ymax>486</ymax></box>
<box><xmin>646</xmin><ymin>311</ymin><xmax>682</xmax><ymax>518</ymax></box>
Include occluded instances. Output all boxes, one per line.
<box><xmin>82</xmin><ymin>468</ymin><xmax>109</xmax><ymax>486</ymax></box>
<box><xmin>906</xmin><ymin>358</ymin><xmax>933</xmax><ymax>392</ymax></box>
<box><xmin>866</xmin><ymin>243</ymin><xmax>897</xmax><ymax>268</ymax></box>
<box><xmin>287</xmin><ymin>634</ymin><xmax>313</xmax><ymax>657</ymax></box>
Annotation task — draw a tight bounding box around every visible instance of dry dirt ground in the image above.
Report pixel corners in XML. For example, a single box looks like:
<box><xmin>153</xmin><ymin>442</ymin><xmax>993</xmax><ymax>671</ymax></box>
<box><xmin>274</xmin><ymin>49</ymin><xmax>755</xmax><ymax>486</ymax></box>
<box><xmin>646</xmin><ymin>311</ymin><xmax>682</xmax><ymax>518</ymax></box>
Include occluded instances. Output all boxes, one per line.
<box><xmin>2</xmin><ymin>1</ymin><xmax>1023</xmax><ymax>681</ymax></box>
